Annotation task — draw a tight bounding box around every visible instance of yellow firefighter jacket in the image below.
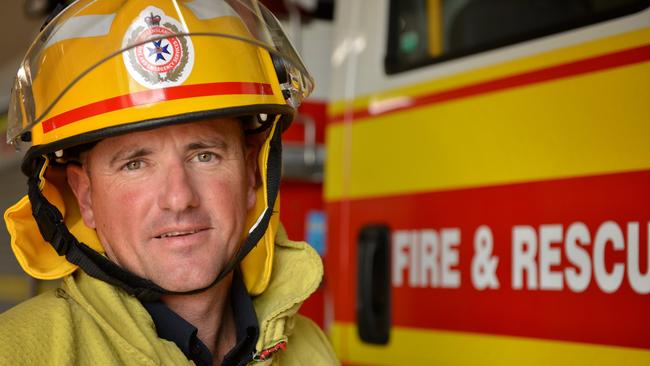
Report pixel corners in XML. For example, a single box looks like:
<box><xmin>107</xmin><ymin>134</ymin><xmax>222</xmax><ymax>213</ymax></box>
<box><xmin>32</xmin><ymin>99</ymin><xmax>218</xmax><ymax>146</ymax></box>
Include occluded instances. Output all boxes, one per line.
<box><xmin>0</xmin><ymin>227</ymin><xmax>338</xmax><ymax>365</ymax></box>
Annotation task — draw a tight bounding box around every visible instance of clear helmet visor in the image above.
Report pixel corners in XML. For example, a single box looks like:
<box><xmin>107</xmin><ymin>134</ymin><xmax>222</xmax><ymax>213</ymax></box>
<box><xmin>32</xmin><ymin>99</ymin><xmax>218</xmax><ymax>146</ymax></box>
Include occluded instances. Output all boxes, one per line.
<box><xmin>7</xmin><ymin>0</ymin><xmax>313</xmax><ymax>150</ymax></box>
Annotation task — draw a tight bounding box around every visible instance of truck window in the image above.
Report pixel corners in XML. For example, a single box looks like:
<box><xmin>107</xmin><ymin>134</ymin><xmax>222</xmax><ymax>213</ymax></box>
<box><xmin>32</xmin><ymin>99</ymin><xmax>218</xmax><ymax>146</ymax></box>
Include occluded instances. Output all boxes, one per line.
<box><xmin>385</xmin><ymin>0</ymin><xmax>650</xmax><ymax>74</ymax></box>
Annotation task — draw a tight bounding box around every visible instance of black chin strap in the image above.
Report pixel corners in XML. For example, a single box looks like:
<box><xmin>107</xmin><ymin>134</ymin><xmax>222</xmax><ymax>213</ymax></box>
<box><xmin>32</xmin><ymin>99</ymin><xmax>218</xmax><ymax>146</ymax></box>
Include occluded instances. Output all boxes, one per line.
<box><xmin>28</xmin><ymin>126</ymin><xmax>282</xmax><ymax>301</ymax></box>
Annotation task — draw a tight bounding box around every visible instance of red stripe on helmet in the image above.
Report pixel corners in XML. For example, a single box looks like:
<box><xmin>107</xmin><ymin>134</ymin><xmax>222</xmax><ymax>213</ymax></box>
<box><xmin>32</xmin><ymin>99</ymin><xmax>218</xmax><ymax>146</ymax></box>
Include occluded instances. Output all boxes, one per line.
<box><xmin>41</xmin><ymin>81</ymin><xmax>275</xmax><ymax>133</ymax></box>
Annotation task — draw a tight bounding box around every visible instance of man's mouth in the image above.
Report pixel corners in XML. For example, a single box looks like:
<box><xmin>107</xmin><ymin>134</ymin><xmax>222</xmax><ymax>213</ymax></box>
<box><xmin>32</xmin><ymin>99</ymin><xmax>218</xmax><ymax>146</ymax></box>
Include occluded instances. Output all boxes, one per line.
<box><xmin>156</xmin><ymin>229</ymin><xmax>205</xmax><ymax>239</ymax></box>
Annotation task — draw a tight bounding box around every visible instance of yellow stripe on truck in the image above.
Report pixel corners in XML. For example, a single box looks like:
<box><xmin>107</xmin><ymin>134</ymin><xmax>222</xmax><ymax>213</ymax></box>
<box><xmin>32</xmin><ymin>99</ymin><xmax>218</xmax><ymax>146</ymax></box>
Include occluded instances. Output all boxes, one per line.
<box><xmin>331</xmin><ymin>322</ymin><xmax>650</xmax><ymax>366</ymax></box>
<box><xmin>325</xmin><ymin>59</ymin><xmax>650</xmax><ymax>201</ymax></box>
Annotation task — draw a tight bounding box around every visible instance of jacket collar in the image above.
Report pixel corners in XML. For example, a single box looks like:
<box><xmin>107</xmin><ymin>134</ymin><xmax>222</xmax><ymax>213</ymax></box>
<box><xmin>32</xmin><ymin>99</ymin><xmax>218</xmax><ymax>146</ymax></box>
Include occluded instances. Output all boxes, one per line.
<box><xmin>250</xmin><ymin>225</ymin><xmax>323</xmax><ymax>360</ymax></box>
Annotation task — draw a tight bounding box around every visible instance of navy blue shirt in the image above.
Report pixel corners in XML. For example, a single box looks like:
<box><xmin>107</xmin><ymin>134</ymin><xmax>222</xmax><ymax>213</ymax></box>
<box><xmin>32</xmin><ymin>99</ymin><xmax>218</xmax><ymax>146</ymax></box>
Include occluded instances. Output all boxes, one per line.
<box><xmin>142</xmin><ymin>270</ymin><xmax>259</xmax><ymax>366</ymax></box>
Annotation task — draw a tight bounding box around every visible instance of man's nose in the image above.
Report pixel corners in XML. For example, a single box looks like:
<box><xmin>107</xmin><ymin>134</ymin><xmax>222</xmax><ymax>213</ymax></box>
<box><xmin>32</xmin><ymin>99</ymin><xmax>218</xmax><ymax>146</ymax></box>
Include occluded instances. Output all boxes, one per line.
<box><xmin>158</xmin><ymin>161</ymin><xmax>200</xmax><ymax>212</ymax></box>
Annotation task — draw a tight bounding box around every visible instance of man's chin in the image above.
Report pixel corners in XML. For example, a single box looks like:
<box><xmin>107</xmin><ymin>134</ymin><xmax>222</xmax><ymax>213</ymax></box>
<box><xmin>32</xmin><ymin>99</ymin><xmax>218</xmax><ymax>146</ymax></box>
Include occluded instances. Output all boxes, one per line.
<box><xmin>142</xmin><ymin>267</ymin><xmax>218</xmax><ymax>292</ymax></box>
<box><xmin>158</xmin><ymin>277</ymin><xmax>218</xmax><ymax>293</ymax></box>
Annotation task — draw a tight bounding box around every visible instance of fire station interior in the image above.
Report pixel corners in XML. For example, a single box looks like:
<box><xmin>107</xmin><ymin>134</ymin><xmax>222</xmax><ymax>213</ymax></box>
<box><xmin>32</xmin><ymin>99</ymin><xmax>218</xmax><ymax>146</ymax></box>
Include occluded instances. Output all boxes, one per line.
<box><xmin>2</xmin><ymin>0</ymin><xmax>649</xmax><ymax>365</ymax></box>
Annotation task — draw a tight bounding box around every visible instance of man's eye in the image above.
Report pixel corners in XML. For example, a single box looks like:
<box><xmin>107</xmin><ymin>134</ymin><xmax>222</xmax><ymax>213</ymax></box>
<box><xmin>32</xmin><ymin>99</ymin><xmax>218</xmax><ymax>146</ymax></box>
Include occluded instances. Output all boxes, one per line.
<box><xmin>196</xmin><ymin>152</ymin><xmax>216</xmax><ymax>162</ymax></box>
<box><xmin>124</xmin><ymin>160</ymin><xmax>142</xmax><ymax>171</ymax></box>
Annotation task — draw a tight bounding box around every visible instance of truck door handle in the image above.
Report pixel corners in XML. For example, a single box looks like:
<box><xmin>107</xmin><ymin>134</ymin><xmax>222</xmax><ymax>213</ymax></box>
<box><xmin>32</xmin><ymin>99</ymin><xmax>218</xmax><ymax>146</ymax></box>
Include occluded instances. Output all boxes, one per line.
<box><xmin>357</xmin><ymin>224</ymin><xmax>391</xmax><ymax>344</ymax></box>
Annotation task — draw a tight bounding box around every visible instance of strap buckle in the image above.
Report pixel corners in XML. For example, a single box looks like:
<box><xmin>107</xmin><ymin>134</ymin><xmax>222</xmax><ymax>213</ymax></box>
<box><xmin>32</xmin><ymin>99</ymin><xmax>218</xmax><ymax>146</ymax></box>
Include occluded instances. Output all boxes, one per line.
<box><xmin>31</xmin><ymin>195</ymin><xmax>70</xmax><ymax>255</ymax></box>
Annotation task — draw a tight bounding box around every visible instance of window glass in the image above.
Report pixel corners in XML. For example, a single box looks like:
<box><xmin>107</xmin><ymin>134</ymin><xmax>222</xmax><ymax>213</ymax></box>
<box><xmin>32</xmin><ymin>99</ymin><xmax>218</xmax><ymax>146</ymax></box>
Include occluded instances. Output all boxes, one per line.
<box><xmin>386</xmin><ymin>0</ymin><xmax>650</xmax><ymax>74</ymax></box>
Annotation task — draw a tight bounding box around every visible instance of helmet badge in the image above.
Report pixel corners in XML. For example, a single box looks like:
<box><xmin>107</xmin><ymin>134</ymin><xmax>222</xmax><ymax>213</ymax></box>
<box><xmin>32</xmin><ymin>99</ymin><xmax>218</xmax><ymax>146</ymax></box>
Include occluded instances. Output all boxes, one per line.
<box><xmin>122</xmin><ymin>6</ymin><xmax>194</xmax><ymax>89</ymax></box>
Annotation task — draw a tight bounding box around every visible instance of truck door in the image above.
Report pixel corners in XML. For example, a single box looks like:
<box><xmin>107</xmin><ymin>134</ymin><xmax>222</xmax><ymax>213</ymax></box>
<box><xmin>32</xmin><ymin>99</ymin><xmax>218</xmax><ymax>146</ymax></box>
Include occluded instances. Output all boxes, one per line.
<box><xmin>325</xmin><ymin>0</ymin><xmax>650</xmax><ymax>364</ymax></box>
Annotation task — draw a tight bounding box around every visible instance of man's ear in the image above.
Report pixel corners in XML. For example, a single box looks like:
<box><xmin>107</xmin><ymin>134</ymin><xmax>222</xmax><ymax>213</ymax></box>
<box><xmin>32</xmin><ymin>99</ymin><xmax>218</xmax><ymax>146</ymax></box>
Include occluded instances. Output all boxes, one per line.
<box><xmin>245</xmin><ymin>146</ymin><xmax>259</xmax><ymax>211</ymax></box>
<box><xmin>66</xmin><ymin>164</ymin><xmax>96</xmax><ymax>228</ymax></box>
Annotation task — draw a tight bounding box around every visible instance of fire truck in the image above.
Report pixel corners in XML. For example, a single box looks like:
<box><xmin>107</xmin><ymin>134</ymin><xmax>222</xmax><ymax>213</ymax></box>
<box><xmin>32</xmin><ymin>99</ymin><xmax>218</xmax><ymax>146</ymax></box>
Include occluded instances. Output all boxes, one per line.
<box><xmin>0</xmin><ymin>1</ymin><xmax>648</xmax><ymax>364</ymax></box>
<box><xmin>324</xmin><ymin>0</ymin><xmax>650</xmax><ymax>364</ymax></box>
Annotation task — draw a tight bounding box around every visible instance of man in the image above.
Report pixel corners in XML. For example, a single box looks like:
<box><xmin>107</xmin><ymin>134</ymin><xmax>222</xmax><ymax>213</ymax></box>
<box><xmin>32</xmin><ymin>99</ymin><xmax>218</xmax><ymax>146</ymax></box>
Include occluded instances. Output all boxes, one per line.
<box><xmin>1</xmin><ymin>1</ymin><xmax>338</xmax><ymax>365</ymax></box>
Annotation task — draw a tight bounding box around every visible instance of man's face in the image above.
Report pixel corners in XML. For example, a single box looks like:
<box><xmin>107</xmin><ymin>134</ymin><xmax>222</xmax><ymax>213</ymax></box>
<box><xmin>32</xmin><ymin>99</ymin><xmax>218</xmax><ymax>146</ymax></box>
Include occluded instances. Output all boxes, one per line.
<box><xmin>67</xmin><ymin>118</ymin><xmax>257</xmax><ymax>291</ymax></box>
